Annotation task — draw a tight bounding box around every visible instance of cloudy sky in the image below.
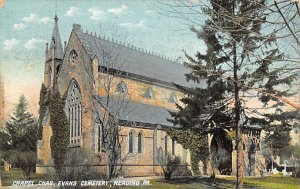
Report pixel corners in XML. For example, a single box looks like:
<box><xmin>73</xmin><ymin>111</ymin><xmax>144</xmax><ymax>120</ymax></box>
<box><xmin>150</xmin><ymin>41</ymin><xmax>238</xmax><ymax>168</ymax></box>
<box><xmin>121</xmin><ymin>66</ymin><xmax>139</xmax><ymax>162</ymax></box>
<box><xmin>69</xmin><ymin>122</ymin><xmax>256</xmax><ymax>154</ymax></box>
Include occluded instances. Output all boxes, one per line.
<box><xmin>0</xmin><ymin>0</ymin><xmax>206</xmax><ymax>116</ymax></box>
<box><xmin>0</xmin><ymin>0</ymin><xmax>299</xmax><ymax>118</ymax></box>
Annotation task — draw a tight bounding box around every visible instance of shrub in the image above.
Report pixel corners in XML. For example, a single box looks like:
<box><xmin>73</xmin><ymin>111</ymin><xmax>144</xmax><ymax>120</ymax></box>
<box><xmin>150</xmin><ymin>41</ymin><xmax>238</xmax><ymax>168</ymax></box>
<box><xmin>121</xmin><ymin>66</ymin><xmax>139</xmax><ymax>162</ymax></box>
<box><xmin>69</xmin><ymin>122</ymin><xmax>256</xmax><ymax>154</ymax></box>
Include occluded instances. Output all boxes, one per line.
<box><xmin>161</xmin><ymin>155</ymin><xmax>180</xmax><ymax>180</ymax></box>
<box><xmin>8</xmin><ymin>150</ymin><xmax>36</xmax><ymax>179</ymax></box>
<box><xmin>293</xmin><ymin>165</ymin><xmax>300</xmax><ymax>178</ymax></box>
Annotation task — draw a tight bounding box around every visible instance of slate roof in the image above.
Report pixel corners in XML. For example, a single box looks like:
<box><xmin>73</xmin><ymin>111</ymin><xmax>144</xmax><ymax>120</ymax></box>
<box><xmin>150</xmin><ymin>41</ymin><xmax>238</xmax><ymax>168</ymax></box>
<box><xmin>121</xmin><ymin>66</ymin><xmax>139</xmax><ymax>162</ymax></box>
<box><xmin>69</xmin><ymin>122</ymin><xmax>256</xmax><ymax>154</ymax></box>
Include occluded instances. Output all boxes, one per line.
<box><xmin>72</xmin><ymin>24</ymin><xmax>204</xmax><ymax>88</ymax></box>
<box><xmin>94</xmin><ymin>96</ymin><xmax>175</xmax><ymax>127</ymax></box>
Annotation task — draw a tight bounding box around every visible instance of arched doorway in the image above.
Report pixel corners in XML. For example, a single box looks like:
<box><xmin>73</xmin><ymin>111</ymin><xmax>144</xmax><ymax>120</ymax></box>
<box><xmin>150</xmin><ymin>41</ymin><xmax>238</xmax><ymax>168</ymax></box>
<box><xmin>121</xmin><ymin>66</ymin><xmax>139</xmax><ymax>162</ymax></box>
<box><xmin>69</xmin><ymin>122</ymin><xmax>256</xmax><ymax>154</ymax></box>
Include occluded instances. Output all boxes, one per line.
<box><xmin>210</xmin><ymin>129</ymin><xmax>233</xmax><ymax>175</ymax></box>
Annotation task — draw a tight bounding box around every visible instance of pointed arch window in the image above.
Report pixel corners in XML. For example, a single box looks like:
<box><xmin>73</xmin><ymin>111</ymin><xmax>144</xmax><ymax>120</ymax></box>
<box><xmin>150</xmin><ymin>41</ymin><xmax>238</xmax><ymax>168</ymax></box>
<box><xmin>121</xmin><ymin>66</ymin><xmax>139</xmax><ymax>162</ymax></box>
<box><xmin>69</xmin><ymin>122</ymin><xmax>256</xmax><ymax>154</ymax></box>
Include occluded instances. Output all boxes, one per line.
<box><xmin>165</xmin><ymin>135</ymin><xmax>168</xmax><ymax>156</ymax></box>
<box><xmin>56</xmin><ymin>64</ymin><xmax>61</xmax><ymax>76</ymax></box>
<box><xmin>69</xmin><ymin>50</ymin><xmax>78</xmax><ymax>63</ymax></box>
<box><xmin>129</xmin><ymin>132</ymin><xmax>135</xmax><ymax>153</ymax></box>
<box><xmin>172</xmin><ymin>140</ymin><xmax>175</xmax><ymax>155</ymax></box>
<box><xmin>169</xmin><ymin>92</ymin><xmax>177</xmax><ymax>103</ymax></box>
<box><xmin>145</xmin><ymin>87</ymin><xmax>154</xmax><ymax>99</ymax></box>
<box><xmin>48</xmin><ymin>66</ymin><xmax>52</xmax><ymax>85</ymax></box>
<box><xmin>97</xmin><ymin>119</ymin><xmax>105</xmax><ymax>152</ymax></box>
<box><xmin>116</xmin><ymin>81</ymin><xmax>128</xmax><ymax>94</ymax></box>
<box><xmin>65</xmin><ymin>80</ymin><xmax>82</xmax><ymax>144</ymax></box>
<box><xmin>137</xmin><ymin>132</ymin><xmax>143</xmax><ymax>153</ymax></box>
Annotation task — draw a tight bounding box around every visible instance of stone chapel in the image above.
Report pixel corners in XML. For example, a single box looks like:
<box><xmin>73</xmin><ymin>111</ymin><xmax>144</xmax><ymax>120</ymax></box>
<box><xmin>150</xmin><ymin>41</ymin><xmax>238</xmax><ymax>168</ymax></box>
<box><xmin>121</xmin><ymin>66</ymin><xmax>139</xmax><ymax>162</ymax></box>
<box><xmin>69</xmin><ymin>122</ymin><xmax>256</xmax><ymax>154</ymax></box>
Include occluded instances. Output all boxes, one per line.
<box><xmin>36</xmin><ymin>16</ymin><xmax>193</xmax><ymax>177</ymax></box>
<box><xmin>37</xmin><ymin>16</ymin><xmax>264</xmax><ymax>177</ymax></box>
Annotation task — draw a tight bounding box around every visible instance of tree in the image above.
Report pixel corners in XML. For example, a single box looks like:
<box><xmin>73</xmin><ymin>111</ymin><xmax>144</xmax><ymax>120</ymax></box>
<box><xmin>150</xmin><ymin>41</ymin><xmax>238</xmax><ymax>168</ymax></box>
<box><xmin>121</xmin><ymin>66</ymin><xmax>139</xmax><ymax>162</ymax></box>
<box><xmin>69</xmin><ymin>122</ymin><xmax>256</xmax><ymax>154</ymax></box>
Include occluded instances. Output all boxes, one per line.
<box><xmin>0</xmin><ymin>131</ymin><xmax>11</xmax><ymax>160</ymax></box>
<box><xmin>4</xmin><ymin>95</ymin><xmax>37</xmax><ymax>178</ymax></box>
<box><xmin>166</xmin><ymin>1</ymin><xmax>298</xmax><ymax>188</ymax></box>
<box><xmin>37</xmin><ymin>84</ymin><xmax>48</xmax><ymax>140</ymax></box>
<box><xmin>160</xmin><ymin>154</ymin><xmax>181</xmax><ymax>180</ymax></box>
<box><xmin>91</xmin><ymin>46</ymin><xmax>132</xmax><ymax>179</ymax></box>
<box><xmin>49</xmin><ymin>91</ymin><xmax>69</xmax><ymax>177</ymax></box>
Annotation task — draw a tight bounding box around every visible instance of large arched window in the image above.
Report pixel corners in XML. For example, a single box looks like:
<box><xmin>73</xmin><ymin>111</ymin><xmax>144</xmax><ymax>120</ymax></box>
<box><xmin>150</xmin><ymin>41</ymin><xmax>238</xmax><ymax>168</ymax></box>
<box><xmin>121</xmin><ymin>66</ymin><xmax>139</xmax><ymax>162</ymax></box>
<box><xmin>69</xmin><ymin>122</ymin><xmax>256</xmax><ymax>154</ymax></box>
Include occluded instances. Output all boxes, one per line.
<box><xmin>66</xmin><ymin>79</ymin><xmax>82</xmax><ymax>144</ymax></box>
<box><xmin>137</xmin><ymin>132</ymin><xmax>143</xmax><ymax>153</ymax></box>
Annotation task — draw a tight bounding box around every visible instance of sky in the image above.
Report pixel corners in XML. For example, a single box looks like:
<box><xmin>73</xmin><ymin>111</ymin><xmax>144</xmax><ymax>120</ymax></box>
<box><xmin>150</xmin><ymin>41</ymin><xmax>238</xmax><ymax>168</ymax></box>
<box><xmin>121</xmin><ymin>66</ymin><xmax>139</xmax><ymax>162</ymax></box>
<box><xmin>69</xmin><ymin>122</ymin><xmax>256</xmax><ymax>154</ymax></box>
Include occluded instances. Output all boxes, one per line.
<box><xmin>0</xmin><ymin>0</ymin><xmax>299</xmax><ymax>119</ymax></box>
<box><xmin>0</xmin><ymin>0</ymin><xmax>206</xmax><ymax>117</ymax></box>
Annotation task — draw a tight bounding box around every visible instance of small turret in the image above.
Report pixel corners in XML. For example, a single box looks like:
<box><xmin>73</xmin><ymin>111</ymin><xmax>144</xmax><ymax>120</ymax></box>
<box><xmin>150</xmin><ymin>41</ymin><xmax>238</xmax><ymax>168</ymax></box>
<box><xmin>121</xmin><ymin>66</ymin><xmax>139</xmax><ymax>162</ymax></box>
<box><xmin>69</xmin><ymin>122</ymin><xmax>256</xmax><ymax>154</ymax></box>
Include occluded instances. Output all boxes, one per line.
<box><xmin>44</xmin><ymin>15</ymin><xmax>63</xmax><ymax>90</ymax></box>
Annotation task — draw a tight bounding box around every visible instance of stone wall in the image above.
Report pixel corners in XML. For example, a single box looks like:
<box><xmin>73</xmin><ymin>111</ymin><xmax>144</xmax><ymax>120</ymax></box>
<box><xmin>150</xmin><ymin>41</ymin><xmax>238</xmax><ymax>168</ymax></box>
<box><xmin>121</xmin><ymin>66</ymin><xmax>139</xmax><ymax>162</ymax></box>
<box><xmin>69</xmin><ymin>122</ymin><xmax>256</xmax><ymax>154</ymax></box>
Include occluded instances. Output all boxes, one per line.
<box><xmin>97</xmin><ymin>72</ymin><xmax>184</xmax><ymax>110</ymax></box>
<box><xmin>37</xmin><ymin>28</ymin><xmax>192</xmax><ymax>177</ymax></box>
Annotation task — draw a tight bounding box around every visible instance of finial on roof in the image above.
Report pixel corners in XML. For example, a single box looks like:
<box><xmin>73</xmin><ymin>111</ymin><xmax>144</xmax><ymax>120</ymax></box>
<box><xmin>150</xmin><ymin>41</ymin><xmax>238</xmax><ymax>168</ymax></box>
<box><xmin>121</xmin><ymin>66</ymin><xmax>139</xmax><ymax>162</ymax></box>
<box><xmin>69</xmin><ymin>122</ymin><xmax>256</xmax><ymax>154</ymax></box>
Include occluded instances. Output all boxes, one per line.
<box><xmin>54</xmin><ymin>15</ymin><xmax>58</xmax><ymax>22</ymax></box>
<box><xmin>48</xmin><ymin>15</ymin><xmax>63</xmax><ymax>60</ymax></box>
<box><xmin>73</xmin><ymin>24</ymin><xmax>81</xmax><ymax>31</ymax></box>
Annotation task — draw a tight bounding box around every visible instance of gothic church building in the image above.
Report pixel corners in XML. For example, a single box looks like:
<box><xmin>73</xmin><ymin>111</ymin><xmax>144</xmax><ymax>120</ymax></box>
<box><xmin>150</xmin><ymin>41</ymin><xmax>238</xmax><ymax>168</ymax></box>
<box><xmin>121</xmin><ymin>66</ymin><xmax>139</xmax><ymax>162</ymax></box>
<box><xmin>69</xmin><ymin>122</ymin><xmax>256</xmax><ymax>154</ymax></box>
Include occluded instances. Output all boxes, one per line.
<box><xmin>37</xmin><ymin>16</ymin><xmax>193</xmax><ymax>177</ymax></box>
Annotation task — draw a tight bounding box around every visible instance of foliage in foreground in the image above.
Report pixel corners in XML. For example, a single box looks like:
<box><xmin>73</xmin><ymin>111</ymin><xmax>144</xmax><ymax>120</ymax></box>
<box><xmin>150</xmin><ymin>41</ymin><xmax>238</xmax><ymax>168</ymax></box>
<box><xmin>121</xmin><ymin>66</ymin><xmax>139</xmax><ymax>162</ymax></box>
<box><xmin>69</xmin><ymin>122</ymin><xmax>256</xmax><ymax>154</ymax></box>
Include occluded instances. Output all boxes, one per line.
<box><xmin>2</xmin><ymin>168</ymin><xmax>300</xmax><ymax>189</ymax></box>
<box><xmin>49</xmin><ymin>91</ymin><xmax>69</xmax><ymax>177</ymax></box>
<box><xmin>161</xmin><ymin>155</ymin><xmax>181</xmax><ymax>180</ymax></box>
<box><xmin>1</xmin><ymin>95</ymin><xmax>37</xmax><ymax>179</ymax></box>
<box><xmin>165</xmin><ymin>128</ymin><xmax>209</xmax><ymax>175</ymax></box>
<box><xmin>37</xmin><ymin>83</ymin><xmax>48</xmax><ymax>140</ymax></box>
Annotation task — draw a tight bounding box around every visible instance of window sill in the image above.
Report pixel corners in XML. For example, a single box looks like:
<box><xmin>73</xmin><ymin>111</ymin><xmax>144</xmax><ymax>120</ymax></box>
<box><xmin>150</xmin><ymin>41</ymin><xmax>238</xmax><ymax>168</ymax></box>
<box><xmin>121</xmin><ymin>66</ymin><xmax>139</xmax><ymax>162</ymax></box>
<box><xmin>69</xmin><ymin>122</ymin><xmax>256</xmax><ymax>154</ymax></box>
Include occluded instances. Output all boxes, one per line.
<box><xmin>68</xmin><ymin>143</ymin><xmax>81</xmax><ymax>148</ymax></box>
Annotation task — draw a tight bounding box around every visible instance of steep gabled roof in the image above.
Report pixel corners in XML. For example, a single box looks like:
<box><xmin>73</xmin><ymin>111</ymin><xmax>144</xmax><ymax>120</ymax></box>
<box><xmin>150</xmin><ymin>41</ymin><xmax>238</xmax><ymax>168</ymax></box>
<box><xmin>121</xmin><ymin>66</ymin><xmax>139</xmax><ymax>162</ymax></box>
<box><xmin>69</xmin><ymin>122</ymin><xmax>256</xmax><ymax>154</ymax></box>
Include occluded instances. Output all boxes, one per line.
<box><xmin>72</xmin><ymin>24</ymin><xmax>203</xmax><ymax>88</ymax></box>
<box><xmin>94</xmin><ymin>96</ymin><xmax>175</xmax><ymax>127</ymax></box>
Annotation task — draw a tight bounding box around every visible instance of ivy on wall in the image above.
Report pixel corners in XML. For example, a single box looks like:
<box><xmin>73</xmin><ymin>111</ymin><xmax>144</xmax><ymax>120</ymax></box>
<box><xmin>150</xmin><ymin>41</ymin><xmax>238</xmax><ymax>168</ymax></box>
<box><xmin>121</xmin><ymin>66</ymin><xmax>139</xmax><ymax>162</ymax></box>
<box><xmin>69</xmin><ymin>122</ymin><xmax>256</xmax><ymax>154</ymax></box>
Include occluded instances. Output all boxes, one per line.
<box><xmin>37</xmin><ymin>84</ymin><xmax>48</xmax><ymax>140</ymax></box>
<box><xmin>49</xmin><ymin>91</ymin><xmax>69</xmax><ymax>176</ymax></box>
<box><xmin>165</xmin><ymin>128</ymin><xmax>209</xmax><ymax>175</ymax></box>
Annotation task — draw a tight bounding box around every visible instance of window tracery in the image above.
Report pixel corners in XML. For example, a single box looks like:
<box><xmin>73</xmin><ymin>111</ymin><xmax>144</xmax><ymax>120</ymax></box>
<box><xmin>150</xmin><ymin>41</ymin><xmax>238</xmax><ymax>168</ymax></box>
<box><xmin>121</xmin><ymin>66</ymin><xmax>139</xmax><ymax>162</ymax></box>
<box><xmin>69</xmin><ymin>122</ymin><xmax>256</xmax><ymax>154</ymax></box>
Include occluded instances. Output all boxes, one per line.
<box><xmin>169</xmin><ymin>92</ymin><xmax>177</xmax><ymax>103</ymax></box>
<box><xmin>116</xmin><ymin>81</ymin><xmax>128</xmax><ymax>94</ymax></box>
<box><xmin>69</xmin><ymin>50</ymin><xmax>78</xmax><ymax>64</ymax></box>
<box><xmin>65</xmin><ymin>80</ymin><xmax>82</xmax><ymax>144</ymax></box>
<box><xmin>145</xmin><ymin>87</ymin><xmax>154</xmax><ymax>99</ymax></box>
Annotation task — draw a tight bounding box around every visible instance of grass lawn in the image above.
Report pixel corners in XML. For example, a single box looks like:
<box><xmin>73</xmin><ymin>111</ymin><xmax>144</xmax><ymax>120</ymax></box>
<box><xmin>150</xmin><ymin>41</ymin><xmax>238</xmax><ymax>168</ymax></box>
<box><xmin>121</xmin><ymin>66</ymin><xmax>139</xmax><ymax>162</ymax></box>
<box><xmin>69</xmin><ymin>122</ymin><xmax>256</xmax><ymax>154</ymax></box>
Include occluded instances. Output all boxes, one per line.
<box><xmin>221</xmin><ymin>175</ymin><xmax>300</xmax><ymax>189</ymax></box>
<box><xmin>122</xmin><ymin>176</ymin><xmax>300</xmax><ymax>189</ymax></box>
<box><xmin>1</xmin><ymin>168</ymin><xmax>50</xmax><ymax>186</ymax></box>
<box><xmin>1</xmin><ymin>169</ymin><xmax>300</xmax><ymax>188</ymax></box>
